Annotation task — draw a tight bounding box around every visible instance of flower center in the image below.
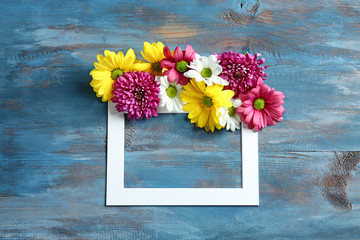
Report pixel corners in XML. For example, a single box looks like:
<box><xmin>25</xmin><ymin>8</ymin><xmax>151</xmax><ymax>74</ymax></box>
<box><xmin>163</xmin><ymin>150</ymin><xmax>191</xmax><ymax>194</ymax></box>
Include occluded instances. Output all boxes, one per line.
<box><xmin>166</xmin><ymin>85</ymin><xmax>177</xmax><ymax>98</ymax></box>
<box><xmin>202</xmin><ymin>96</ymin><xmax>213</xmax><ymax>108</ymax></box>
<box><xmin>111</xmin><ymin>68</ymin><xmax>124</xmax><ymax>80</ymax></box>
<box><xmin>134</xmin><ymin>88</ymin><xmax>144</xmax><ymax>101</ymax></box>
<box><xmin>228</xmin><ymin>106</ymin><xmax>236</xmax><ymax>117</ymax></box>
<box><xmin>201</xmin><ymin>68</ymin><xmax>212</xmax><ymax>78</ymax></box>
<box><xmin>254</xmin><ymin>98</ymin><xmax>265</xmax><ymax>110</ymax></box>
<box><xmin>234</xmin><ymin>72</ymin><xmax>243</xmax><ymax>78</ymax></box>
<box><xmin>152</xmin><ymin>62</ymin><xmax>162</xmax><ymax>73</ymax></box>
<box><xmin>176</xmin><ymin>60</ymin><xmax>188</xmax><ymax>73</ymax></box>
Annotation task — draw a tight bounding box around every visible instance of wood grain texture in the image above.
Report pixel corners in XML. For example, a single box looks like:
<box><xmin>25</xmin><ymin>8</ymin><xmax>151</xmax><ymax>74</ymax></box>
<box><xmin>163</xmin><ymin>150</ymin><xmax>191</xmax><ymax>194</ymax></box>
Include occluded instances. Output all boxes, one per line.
<box><xmin>1</xmin><ymin>0</ymin><xmax>360</xmax><ymax>239</ymax></box>
<box><xmin>124</xmin><ymin>114</ymin><xmax>242</xmax><ymax>188</ymax></box>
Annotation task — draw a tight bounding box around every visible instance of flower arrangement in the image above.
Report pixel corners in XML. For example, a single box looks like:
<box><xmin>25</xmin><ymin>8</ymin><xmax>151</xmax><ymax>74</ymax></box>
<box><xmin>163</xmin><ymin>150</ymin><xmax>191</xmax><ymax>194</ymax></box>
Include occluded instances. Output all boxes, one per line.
<box><xmin>90</xmin><ymin>42</ymin><xmax>285</xmax><ymax>132</ymax></box>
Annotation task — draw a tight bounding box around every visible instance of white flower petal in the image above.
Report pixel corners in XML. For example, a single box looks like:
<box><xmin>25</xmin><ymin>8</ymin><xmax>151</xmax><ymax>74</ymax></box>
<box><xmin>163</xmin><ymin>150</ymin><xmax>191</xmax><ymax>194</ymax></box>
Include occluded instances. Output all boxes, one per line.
<box><xmin>189</xmin><ymin>59</ymin><xmax>203</xmax><ymax>72</ymax></box>
<box><xmin>208</xmin><ymin>54</ymin><xmax>218</xmax><ymax>63</ymax></box>
<box><xmin>208</xmin><ymin>76</ymin><xmax>229</xmax><ymax>86</ymax></box>
<box><xmin>184</xmin><ymin>69</ymin><xmax>200</xmax><ymax>79</ymax></box>
<box><xmin>173</xmin><ymin>99</ymin><xmax>182</xmax><ymax>112</ymax></box>
<box><xmin>166</xmin><ymin>99</ymin><xmax>174</xmax><ymax>112</ymax></box>
<box><xmin>209</xmin><ymin>62</ymin><xmax>222</xmax><ymax>76</ymax></box>
<box><xmin>201</xmin><ymin>56</ymin><xmax>209</xmax><ymax>68</ymax></box>
<box><xmin>204</xmin><ymin>78</ymin><xmax>213</xmax><ymax>86</ymax></box>
<box><xmin>232</xmin><ymin>98</ymin><xmax>242</xmax><ymax>108</ymax></box>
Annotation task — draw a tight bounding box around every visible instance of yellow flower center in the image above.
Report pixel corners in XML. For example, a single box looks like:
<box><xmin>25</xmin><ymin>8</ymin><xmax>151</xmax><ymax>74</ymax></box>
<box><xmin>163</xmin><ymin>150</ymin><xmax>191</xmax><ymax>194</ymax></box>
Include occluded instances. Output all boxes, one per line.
<box><xmin>152</xmin><ymin>62</ymin><xmax>162</xmax><ymax>73</ymax></box>
<box><xmin>254</xmin><ymin>98</ymin><xmax>265</xmax><ymax>110</ymax></box>
<box><xmin>201</xmin><ymin>68</ymin><xmax>212</xmax><ymax>78</ymax></box>
<box><xmin>203</xmin><ymin>96</ymin><xmax>213</xmax><ymax>108</ymax></box>
<box><xmin>111</xmin><ymin>68</ymin><xmax>124</xmax><ymax>80</ymax></box>
<box><xmin>166</xmin><ymin>86</ymin><xmax>177</xmax><ymax>98</ymax></box>
<box><xmin>228</xmin><ymin>106</ymin><xmax>236</xmax><ymax>117</ymax></box>
<box><xmin>176</xmin><ymin>60</ymin><xmax>188</xmax><ymax>73</ymax></box>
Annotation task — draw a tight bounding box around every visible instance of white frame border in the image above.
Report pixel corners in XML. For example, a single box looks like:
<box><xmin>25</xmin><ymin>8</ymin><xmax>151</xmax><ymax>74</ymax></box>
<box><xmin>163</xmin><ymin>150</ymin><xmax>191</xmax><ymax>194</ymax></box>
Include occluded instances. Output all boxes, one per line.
<box><xmin>106</xmin><ymin>103</ymin><xmax>259</xmax><ymax>206</ymax></box>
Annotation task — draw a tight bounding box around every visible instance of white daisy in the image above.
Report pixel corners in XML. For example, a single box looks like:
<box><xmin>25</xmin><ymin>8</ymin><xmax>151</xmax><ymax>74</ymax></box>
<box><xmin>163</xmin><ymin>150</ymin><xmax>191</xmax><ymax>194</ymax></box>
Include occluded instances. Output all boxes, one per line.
<box><xmin>156</xmin><ymin>75</ymin><xmax>185</xmax><ymax>112</ymax></box>
<box><xmin>184</xmin><ymin>54</ymin><xmax>229</xmax><ymax>86</ymax></box>
<box><xmin>219</xmin><ymin>98</ymin><xmax>242</xmax><ymax>132</ymax></box>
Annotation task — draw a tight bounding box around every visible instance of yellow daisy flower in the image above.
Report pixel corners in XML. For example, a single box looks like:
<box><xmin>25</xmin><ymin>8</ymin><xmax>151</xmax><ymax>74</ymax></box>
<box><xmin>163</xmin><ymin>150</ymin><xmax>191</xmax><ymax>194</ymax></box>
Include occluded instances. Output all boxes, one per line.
<box><xmin>90</xmin><ymin>49</ymin><xmax>138</xmax><ymax>102</ymax></box>
<box><xmin>133</xmin><ymin>42</ymin><xmax>166</xmax><ymax>76</ymax></box>
<box><xmin>180</xmin><ymin>79</ymin><xmax>235</xmax><ymax>132</ymax></box>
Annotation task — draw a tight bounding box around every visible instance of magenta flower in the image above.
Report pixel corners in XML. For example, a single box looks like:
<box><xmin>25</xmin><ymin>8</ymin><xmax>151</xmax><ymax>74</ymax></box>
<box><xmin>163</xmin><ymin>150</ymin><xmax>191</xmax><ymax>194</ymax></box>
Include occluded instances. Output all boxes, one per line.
<box><xmin>217</xmin><ymin>51</ymin><xmax>268</xmax><ymax>97</ymax></box>
<box><xmin>111</xmin><ymin>71</ymin><xmax>160</xmax><ymax>121</ymax></box>
<box><xmin>160</xmin><ymin>45</ymin><xmax>196</xmax><ymax>85</ymax></box>
<box><xmin>236</xmin><ymin>78</ymin><xmax>285</xmax><ymax>132</ymax></box>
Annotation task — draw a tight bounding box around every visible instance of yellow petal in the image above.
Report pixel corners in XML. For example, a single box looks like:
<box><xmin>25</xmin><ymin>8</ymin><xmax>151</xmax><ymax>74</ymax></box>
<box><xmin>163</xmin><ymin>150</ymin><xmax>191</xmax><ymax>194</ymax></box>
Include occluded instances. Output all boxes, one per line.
<box><xmin>151</xmin><ymin>42</ymin><xmax>162</xmax><ymax>60</ymax></box>
<box><xmin>198</xmin><ymin>108</ymin><xmax>210</xmax><ymax>128</ymax></box>
<box><xmin>180</xmin><ymin>94</ymin><xmax>201</xmax><ymax>104</ymax></box>
<box><xmin>97</xmin><ymin>55</ymin><xmax>114</xmax><ymax>70</ymax></box>
<box><xmin>122</xmin><ymin>48</ymin><xmax>136</xmax><ymax>71</ymax></box>
<box><xmin>90</xmin><ymin>69</ymin><xmax>111</xmax><ymax>79</ymax></box>
<box><xmin>222</xmin><ymin>90</ymin><xmax>235</xmax><ymax>99</ymax></box>
<box><xmin>143</xmin><ymin>42</ymin><xmax>155</xmax><ymax>62</ymax></box>
<box><xmin>133</xmin><ymin>62</ymin><xmax>152</xmax><ymax>72</ymax></box>
<box><xmin>211</xmin><ymin>106</ymin><xmax>220</xmax><ymax>124</ymax></box>
<box><xmin>183</xmin><ymin>101</ymin><xmax>202</xmax><ymax>112</ymax></box>
<box><xmin>206</xmin><ymin>84</ymin><xmax>223</xmax><ymax>97</ymax></box>
<box><xmin>94</xmin><ymin>62</ymin><xmax>109</xmax><ymax>71</ymax></box>
<box><xmin>155</xmin><ymin>42</ymin><xmax>165</xmax><ymax>56</ymax></box>
<box><xmin>117</xmin><ymin>51</ymin><xmax>125</xmax><ymax>66</ymax></box>
<box><xmin>190</xmin><ymin>113</ymin><xmax>201</xmax><ymax>124</ymax></box>
<box><xmin>104</xmin><ymin>50</ymin><xmax>118</xmax><ymax>68</ymax></box>
<box><xmin>188</xmin><ymin>105</ymin><xmax>203</xmax><ymax>119</ymax></box>
<box><xmin>192</xmin><ymin>80</ymin><xmax>206</xmax><ymax>92</ymax></box>
<box><xmin>215</xmin><ymin>96</ymin><xmax>232</xmax><ymax>108</ymax></box>
<box><xmin>90</xmin><ymin>79</ymin><xmax>105</xmax><ymax>89</ymax></box>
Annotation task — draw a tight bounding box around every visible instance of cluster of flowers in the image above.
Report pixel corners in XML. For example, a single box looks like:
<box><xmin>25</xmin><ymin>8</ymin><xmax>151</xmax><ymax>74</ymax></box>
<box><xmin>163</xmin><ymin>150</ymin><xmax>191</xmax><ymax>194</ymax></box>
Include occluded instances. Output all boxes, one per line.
<box><xmin>90</xmin><ymin>42</ymin><xmax>285</xmax><ymax>132</ymax></box>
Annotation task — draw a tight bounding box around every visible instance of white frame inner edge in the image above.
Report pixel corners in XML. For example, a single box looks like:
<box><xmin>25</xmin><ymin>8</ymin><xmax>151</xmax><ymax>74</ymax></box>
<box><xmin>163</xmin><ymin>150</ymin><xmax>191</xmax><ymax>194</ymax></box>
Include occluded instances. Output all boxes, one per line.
<box><xmin>106</xmin><ymin>102</ymin><xmax>259</xmax><ymax>206</ymax></box>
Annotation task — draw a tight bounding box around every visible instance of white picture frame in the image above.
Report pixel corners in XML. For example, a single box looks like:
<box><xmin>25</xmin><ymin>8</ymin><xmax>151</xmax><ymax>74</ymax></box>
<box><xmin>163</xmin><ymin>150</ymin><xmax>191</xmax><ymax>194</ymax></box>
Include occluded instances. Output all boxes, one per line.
<box><xmin>106</xmin><ymin>102</ymin><xmax>259</xmax><ymax>206</ymax></box>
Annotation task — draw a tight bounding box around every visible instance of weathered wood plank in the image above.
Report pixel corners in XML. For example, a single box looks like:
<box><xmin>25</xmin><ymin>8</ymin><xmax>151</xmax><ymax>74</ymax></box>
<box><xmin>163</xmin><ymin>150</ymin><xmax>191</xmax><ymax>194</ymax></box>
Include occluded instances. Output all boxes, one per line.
<box><xmin>1</xmin><ymin>0</ymin><xmax>360</xmax><ymax>239</ymax></box>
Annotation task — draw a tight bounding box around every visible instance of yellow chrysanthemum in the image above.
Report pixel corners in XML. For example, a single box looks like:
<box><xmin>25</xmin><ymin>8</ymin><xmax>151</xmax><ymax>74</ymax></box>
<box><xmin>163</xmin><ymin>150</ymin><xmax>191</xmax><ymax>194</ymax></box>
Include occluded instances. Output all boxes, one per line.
<box><xmin>90</xmin><ymin>49</ymin><xmax>137</xmax><ymax>102</ymax></box>
<box><xmin>133</xmin><ymin>42</ymin><xmax>166</xmax><ymax>76</ymax></box>
<box><xmin>180</xmin><ymin>79</ymin><xmax>235</xmax><ymax>132</ymax></box>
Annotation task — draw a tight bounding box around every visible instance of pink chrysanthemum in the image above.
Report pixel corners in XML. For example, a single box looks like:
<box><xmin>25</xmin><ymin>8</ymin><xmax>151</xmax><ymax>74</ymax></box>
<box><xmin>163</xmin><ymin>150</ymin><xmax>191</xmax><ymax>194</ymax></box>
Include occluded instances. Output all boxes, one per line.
<box><xmin>236</xmin><ymin>78</ymin><xmax>285</xmax><ymax>132</ymax></box>
<box><xmin>111</xmin><ymin>71</ymin><xmax>160</xmax><ymax>121</ymax></box>
<box><xmin>160</xmin><ymin>45</ymin><xmax>196</xmax><ymax>85</ymax></box>
<box><xmin>217</xmin><ymin>51</ymin><xmax>268</xmax><ymax>97</ymax></box>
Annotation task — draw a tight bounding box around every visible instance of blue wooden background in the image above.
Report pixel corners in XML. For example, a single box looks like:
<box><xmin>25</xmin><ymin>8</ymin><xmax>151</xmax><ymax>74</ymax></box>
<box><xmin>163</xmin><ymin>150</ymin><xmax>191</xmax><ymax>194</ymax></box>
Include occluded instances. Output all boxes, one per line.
<box><xmin>1</xmin><ymin>0</ymin><xmax>360</xmax><ymax>239</ymax></box>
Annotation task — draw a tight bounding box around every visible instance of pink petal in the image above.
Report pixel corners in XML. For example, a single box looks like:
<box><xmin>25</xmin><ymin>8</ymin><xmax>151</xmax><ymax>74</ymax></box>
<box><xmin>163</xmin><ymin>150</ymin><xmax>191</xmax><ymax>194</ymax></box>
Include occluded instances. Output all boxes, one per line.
<box><xmin>263</xmin><ymin>108</ymin><xmax>276</xmax><ymax>126</ymax></box>
<box><xmin>242</xmin><ymin>106</ymin><xmax>253</xmax><ymax>115</ymax></box>
<box><xmin>239</xmin><ymin>94</ymin><xmax>248</xmax><ymax>102</ymax></box>
<box><xmin>252</xmin><ymin>88</ymin><xmax>260</xmax><ymax>98</ymax></box>
<box><xmin>163</xmin><ymin>46</ymin><xmax>174</xmax><ymax>60</ymax></box>
<box><xmin>247</xmin><ymin>92</ymin><xmax>257</xmax><ymax>100</ymax></box>
<box><xmin>247</xmin><ymin>53</ymin><xmax>255</xmax><ymax>60</ymax></box>
<box><xmin>260</xmin><ymin>84</ymin><xmax>270</xmax><ymax>96</ymax></box>
<box><xmin>263</xmin><ymin>86</ymin><xmax>275</xmax><ymax>99</ymax></box>
<box><xmin>167</xmin><ymin>67</ymin><xmax>180</xmax><ymax>83</ymax></box>
<box><xmin>247</xmin><ymin>120</ymin><xmax>255</xmax><ymax>130</ymax></box>
<box><xmin>244</xmin><ymin>110</ymin><xmax>254</xmax><ymax>124</ymax></box>
<box><xmin>267</xmin><ymin>100</ymin><xmax>284</xmax><ymax>107</ymax></box>
<box><xmin>243</xmin><ymin>100</ymin><xmax>254</xmax><ymax>106</ymax></box>
<box><xmin>184</xmin><ymin>45</ymin><xmax>195</xmax><ymax>62</ymax></box>
<box><xmin>174</xmin><ymin>46</ymin><xmax>184</xmax><ymax>62</ymax></box>
<box><xmin>265</xmin><ymin>106</ymin><xmax>284</xmax><ymax>120</ymax></box>
<box><xmin>160</xmin><ymin>59</ymin><xmax>176</xmax><ymax>69</ymax></box>
<box><xmin>260</xmin><ymin>111</ymin><xmax>267</xmax><ymax>129</ymax></box>
<box><xmin>178</xmin><ymin>74</ymin><xmax>189</xmax><ymax>85</ymax></box>
<box><xmin>252</xmin><ymin>110</ymin><xmax>261</xmax><ymax>128</ymax></box>
<box><xmin>265</xmin><ymin>93</ymin><xmax>284</xmax><ymax>104</ymax></box>
<box><xmin>256</xmin><ymin>77</ymin><xmax>264</xmax><ymax>86</ymax></box>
